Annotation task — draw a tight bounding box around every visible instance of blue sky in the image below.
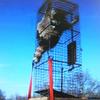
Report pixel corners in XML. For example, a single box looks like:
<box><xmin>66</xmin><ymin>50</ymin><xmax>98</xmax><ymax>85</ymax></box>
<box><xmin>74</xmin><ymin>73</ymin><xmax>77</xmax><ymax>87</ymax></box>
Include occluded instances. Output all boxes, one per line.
<box><xmin>0</xmin><ymin>0</ymin><xmax>100</xmax><ymax>98</ymax></box>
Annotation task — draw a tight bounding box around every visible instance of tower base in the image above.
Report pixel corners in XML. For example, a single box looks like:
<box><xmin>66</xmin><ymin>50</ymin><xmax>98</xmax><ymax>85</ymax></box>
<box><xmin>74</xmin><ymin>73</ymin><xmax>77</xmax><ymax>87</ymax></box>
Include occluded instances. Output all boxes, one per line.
<box><xmin>29</xmin><ymin>97</ymin><xmax>88</xmax><ymax>100</ymax></box>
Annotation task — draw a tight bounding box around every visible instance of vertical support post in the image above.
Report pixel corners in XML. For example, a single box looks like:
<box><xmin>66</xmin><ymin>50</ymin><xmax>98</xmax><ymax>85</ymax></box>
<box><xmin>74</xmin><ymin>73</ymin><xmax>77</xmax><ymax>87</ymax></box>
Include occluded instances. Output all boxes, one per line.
<box><xmin>61</xmin><ymin>67</ymin><xmax>63</xmax><ymax>92</ymax></box>
<box><xmin>70</xmin><ymin>14</ymin><xmax>74</xmax><ymax>42</ymax></box>
<box><xmin>28</xmin><ymin>62</ymin><xmax>34</xmax><ymax>99</ymax></box>
<box><xmin>48</xmin><ymin>57</ymin><xmax>54</xmax><ymax>100</ymax></box>
<box><xmin>28</xmin><ymin>73</ymin><xmax>32</xmax><ymax>99</ymax></box>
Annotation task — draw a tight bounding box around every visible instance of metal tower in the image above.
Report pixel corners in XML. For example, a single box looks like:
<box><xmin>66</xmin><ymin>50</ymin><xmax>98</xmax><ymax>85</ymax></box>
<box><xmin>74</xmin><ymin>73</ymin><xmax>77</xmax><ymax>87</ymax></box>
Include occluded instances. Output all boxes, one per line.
<box><xmin>32</xmin><ymin>0</ymin><xmax>83</xmax><ymax>99</ymax></box>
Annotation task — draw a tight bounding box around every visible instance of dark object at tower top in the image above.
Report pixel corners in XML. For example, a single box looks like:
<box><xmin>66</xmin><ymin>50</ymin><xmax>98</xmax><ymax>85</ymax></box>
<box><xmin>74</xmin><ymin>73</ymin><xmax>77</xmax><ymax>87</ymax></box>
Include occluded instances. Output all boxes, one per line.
<box><xmin>39</xmin><ymin>0</ymin><xmax>79</xmax><ymax>15</ymax></box>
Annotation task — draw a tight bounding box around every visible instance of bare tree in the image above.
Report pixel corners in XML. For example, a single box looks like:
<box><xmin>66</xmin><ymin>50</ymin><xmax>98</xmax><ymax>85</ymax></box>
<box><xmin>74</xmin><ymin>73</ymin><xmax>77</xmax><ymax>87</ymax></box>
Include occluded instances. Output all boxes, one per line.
<box><xmin>15</xmin><ymin>95</ymin><xmax>27</xmax><ymax>100</ymax></box>
<box><xmin>82</xmin><ymin>71</ymin><xmax>100</xmax><ymax>98</ymax></box>
<box><xmin>0</xmin><ymin>89</ymin><xmax>6</xmax><ymax>100</ymax></box>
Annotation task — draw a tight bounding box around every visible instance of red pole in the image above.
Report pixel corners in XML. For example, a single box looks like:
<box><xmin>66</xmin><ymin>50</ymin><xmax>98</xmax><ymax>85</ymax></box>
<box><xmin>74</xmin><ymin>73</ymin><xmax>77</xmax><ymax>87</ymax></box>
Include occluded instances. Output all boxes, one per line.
<box><xmin>48</xmin><ymin>58</ymin><xmax>54</xmax><ymax>100</ymax></box>
<box><xmin>28</xmin><ymin>73</ymin><xmax>32</xmax><ymax>100</ymax></box>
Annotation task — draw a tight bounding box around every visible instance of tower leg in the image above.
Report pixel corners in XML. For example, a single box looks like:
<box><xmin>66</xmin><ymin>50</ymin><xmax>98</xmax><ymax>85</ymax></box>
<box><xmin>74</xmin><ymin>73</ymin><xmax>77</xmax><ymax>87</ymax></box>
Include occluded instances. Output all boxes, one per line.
<box><xmin>48</xmin><ymin>57</ymin><xmax>54</xmax><ymax>100</ymax></box>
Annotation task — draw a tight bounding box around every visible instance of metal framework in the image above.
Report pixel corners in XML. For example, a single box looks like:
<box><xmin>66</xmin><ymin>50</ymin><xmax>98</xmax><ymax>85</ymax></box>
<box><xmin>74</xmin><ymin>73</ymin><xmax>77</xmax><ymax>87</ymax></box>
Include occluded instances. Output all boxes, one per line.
<box><xmin>33</xmin><ymin>0</ymin><xmax>83</xmax><ymax>98</ymax></box>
